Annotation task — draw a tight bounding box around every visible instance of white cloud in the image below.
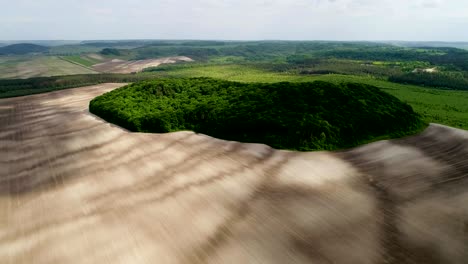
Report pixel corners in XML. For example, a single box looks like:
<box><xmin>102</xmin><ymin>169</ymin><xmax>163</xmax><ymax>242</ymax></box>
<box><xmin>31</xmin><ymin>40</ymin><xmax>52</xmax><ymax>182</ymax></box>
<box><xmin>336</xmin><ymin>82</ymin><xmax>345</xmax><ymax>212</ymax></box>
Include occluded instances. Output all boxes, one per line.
<box><xmin>420</xmin><ymin>0</ymin><xmax>442</xmax><ymax>8</ymax></box>
<box><xmin>0</xmin><ymin>0</ymin><xmax>467</xmax><ymax>40</ymax></box>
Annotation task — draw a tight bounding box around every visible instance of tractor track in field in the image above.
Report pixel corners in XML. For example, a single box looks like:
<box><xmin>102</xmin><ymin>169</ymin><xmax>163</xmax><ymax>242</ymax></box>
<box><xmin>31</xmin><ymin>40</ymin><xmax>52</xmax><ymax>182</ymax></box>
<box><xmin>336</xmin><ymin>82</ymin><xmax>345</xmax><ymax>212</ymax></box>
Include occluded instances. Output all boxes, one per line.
<box><xmin>0</xmin><ymin>83</ymin><xmax>467</xmax><ymax>263</ymax></box>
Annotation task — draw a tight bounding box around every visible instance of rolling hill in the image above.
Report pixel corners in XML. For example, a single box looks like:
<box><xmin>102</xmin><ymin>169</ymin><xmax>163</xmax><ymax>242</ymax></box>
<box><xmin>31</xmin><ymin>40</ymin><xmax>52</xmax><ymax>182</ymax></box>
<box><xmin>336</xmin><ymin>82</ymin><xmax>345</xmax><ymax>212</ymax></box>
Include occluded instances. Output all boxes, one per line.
<box><xmin>0</xmin><ymin>43</ymin><xmax>49</xmax><ymax>55</ymax></box>
<box><xmin>89</xmin><ymin>78</ymin><xmax>425</xmax><ymax>150</ymax></box>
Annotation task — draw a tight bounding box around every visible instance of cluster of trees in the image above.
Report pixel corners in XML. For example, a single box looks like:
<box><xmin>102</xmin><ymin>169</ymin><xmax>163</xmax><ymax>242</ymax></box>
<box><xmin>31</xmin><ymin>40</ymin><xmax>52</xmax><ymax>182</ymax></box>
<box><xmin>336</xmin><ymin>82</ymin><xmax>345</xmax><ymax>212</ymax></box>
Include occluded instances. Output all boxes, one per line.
<box><xmin>389</xmin><ymin>71</ymin><xmax>468</xmax><ymax>90</ymax></box>
<box><xmin>109</xmin><ymin>42</ymin><xmax>381</xmax><ymax>61</ymax></box>
<box><xmin>90</xmin><ymin>78</ymin><xmax>424</xmax><ymax>151</ymax></box>
<box><xmin>323</xmin><ymin>47</ymin><xmax>468</xmax><ymax>71</ymax></box>
<box><xmin>262</xmin><ymin>58</ymin><xmax>403</xmax><ymax>77</ymax></box>
<box><xmin>0</xmin><ymin>74</ymin><xmax>161</xmax><ymax>98</ymax></box>
<box><xmin>4</xmin><ymin>41</ymin><xmax>468</xmax><ymax>97</ymax></box>
<box><xmin>104</xmin><ymin>41</ymin><xmax>468</xmax><ymax>70</ymax></box>
<box><xmin>319</xmin><ymin>48</ymin><xmax>436</xmax><ymax>62</ymax></box>
<box><xmin>180</xmin><ymin>41</ymin><xmax>227</xmax><ymax>46</ymax></box>
<box><xmin>100</xmin><ymin>48</ymin><xmax>121</xmax><ymax>56</ymax></box>
<box><xmin>121</xmin><ymin>42</ymin><xmax>468</xmax><ymax>91</ymax></box>
<box><xmin>82</xmin><ymin>41</ymin><xmax>149</xmax><ymax>48</ymax></box>
<box><xmin>85</xmin><ymin>40</ymin><xmax>227</xmax><ymax>48</ymax></box>
<box><xmin>424</xmin><ymin>48</ymin><xmax>468</xmax><ymax>71</ymax></box>
<box><xmin>0</xmin><ymin>43</ymin><xmax>49</xmax><ymax>55</ymax></box>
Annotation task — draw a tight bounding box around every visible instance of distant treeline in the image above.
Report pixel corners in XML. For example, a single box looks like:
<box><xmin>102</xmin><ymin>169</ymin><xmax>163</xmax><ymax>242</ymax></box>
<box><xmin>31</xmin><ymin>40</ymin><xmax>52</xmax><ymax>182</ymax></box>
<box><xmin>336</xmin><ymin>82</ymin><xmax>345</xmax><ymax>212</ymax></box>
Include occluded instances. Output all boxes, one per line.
<box><xmin>0</xmin><ymin>73</ymin><xmax>165</xmax><ymax>98</ymax></box>
<box><xmin>321</xmin><ymin>47</ymin><xmax>468</xmax><ymax>71</ymax></box>
<box><xmin>83</xmin><ymin>40</ymin><xmax>227</xmax><ymax>48</ymax></box>
<box><xmin>389</xmin><ymin>72</ymin><xmax>468</xmax><ymax>90</ymax></box>
<box><xmin>81</xmin><ymin>41</ymin><xmax>149</xmax><ymax>48</ymax></box>
<box><xmin>4</xmin><ymin>40</ymin><xmax>468</xmax><ymax>72</ymax></box>
<box><xmin>0</xmin><ymin>43</ymin><xmax>49</xmax><ymax>55</ymax></box>
<box><xmin>4</xmin><ymin>41</ymin><xmax>468</xmax><ymax>93</ymax></box>
<box><xmin>101</xmin><ymin>42</ymin><xmax>468</xmax><ymax>91</ymax></box>
<box><xmin>144</xmin><ymin>57</ymin><xmax>468</xmax><ymax>91</ymax></box>
<box><xmin>89</xmin><ymin>78</ymin><xmax>425</xmax><ymax>151</ymax></box>
<box><xmin>103</xmin><ymin>42</ymin><xmax>370</xmax><ymax>61</ymax></box>
<box><xmin>103</xmin><ymin>42</ymin><xmax>468</xmax><ymax>71</ymax></box>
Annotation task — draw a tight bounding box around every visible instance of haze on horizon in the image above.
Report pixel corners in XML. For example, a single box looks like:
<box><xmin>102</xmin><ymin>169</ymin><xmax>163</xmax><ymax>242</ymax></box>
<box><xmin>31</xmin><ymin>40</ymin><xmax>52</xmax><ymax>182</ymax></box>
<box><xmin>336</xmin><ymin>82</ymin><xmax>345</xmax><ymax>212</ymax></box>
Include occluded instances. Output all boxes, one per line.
<box><xmin>1</xmin><ymin>0</ymin><xmax>468</xmax><ymax>41</ymax></box>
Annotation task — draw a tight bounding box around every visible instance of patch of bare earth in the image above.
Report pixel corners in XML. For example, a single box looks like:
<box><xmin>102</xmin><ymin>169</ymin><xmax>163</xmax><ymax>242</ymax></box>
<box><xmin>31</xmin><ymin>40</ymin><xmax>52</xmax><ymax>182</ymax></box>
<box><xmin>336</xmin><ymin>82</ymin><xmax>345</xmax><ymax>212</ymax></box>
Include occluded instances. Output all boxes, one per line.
<box><xmin>412</xmin><ymin>67</ymin><xmax>438</xmax><ymax>73</ymax></box>
<box><xmin>85</xmin><ymin>53</ymin><xmax>106</xmax><ymax>61</ymax></box>
<box><xmin>92</xmin><ymin>56</ymin><xmax>193</xmax><ymax>73</ymax></box>
<box><xmin>0</xmin><ymin>84</ymin><xmax>467</xmax><ymax>263</ymax></box>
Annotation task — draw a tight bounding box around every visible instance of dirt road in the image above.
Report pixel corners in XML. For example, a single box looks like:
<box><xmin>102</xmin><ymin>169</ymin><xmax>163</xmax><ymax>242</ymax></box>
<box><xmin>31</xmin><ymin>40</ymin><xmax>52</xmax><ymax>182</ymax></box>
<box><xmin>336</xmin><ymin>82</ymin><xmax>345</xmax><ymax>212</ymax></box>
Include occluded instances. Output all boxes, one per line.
<box><xmin>0</xmin><ymin>84</ymin><xmax>467</xmax><ymax>263</ymax></box>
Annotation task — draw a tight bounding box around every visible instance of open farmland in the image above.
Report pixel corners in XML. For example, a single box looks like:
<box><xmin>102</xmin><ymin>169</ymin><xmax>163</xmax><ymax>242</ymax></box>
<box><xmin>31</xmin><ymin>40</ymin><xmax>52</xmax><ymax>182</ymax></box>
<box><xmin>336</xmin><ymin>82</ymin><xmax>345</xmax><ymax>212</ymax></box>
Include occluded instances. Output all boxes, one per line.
<box><xmin>0</xmin><ymin>84</ymin><xmax>467</xmax><ymax>263</ymax></box>
<box><xmin>160</xmin><ymin>64</ymin><xmax>468</xmax><ymax>130</ymax></box>
<box><xmin>0</xmin><ymin>56</ymin><xmax>97</xmax><ymax>79</ymax></box>
<box><xmin>61</xmin><ymin>55</ymin><xmax>103</xmax><ymax>68</ymax></box>
<box><xmin>92</xmin><ymin>56</ymin><xmax>193</xmax><ymax>73</ymax></box>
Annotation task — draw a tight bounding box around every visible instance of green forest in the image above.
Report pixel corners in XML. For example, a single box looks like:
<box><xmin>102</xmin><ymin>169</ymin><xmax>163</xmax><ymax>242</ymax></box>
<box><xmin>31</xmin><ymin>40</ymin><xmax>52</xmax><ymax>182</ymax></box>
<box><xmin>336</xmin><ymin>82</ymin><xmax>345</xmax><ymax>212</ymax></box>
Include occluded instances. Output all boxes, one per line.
<box><xmin>134</xmin><ymin>41</ymin><xmax>468</xmax><ymax>91</ymax></box>
<box><xmin>89</xmin><ymin>78</ymin><xmax>425</xmax><ymax>151</ymax></box>
<box><xmin>1</xmin><ymin>40</ymin><xmax>467</xmax><ymax>131</ymax></box>
<box><xmin>0</xmin><ymin>74</ymin><xmax>145</xmax><ymax>98</ymax></box>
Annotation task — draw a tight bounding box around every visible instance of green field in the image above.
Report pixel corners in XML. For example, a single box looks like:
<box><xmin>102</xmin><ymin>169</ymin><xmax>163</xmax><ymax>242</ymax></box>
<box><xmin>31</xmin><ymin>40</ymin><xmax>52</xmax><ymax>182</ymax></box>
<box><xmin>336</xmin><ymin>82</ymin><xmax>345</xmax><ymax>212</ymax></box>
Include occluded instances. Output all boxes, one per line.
<box><xmin>48</xmin><ymin>45</ymin><xmax>103</xmax><ymax>55</ymax></box>
<box><xmin>61</xmin><ymin>55</ymin><xmax>101</xmax><ymax>67</ymax></box>
<box><xmin>1</xmin><ymin>40</ymin><xmax>467</xmax><ymax>131</ymax></box>
<box><xmin>1</xmin><ymin>62</ymin><xmax>466</xmax><ymax>130</ymax></box>
<box><xmin>160</xmin><ymin>64</ymin><xmax>468</xmax><ymax>130</ymax></box>
<box><xmin>0</xmin><ymin>55</ymin><xmax>97</xmax><ymax>79</ymax></box>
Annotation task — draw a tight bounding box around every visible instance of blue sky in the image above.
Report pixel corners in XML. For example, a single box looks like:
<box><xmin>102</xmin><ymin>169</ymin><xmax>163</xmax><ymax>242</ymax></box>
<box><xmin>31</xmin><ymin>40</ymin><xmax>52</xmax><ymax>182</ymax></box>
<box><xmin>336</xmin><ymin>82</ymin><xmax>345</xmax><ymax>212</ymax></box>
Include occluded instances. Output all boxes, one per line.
<box><xmin>1</xmin><ymin>0</ymin><xmax>467</xmax><ymax>41</ymax></box>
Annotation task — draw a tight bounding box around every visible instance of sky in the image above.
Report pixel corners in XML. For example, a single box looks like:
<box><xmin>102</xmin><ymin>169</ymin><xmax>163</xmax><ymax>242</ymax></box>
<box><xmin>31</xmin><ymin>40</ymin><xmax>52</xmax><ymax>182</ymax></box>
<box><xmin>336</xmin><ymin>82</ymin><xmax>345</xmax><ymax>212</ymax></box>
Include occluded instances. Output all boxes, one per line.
<box><xmin>1</xmin><ymin>0</ymin><xmax>468</xmax><ymax>41</ymax></box>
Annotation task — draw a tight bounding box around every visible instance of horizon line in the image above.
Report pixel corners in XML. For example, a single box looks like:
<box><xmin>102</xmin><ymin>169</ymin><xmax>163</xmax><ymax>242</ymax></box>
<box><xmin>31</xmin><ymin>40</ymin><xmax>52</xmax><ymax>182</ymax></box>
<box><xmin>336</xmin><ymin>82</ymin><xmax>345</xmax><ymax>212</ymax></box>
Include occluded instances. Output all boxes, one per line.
<box><xmin>2</xmin><ymin>39</ymin><xmax>468</xmax><ymax>43</ymax></box>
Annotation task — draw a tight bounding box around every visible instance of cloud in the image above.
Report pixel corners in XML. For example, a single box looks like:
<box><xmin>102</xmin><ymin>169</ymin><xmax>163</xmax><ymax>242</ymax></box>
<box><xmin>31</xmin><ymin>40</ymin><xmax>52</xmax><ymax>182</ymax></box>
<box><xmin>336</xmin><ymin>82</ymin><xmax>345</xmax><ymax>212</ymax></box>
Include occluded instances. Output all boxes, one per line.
<box><xmin>420</xmin><ymin>0</ymin><xmax>442</xmax><ymax>8</ymax></box>
<box><xmin>0</xmin><ymin>0</ymin><xmax>467</xmax><ymax>40</ymax></box>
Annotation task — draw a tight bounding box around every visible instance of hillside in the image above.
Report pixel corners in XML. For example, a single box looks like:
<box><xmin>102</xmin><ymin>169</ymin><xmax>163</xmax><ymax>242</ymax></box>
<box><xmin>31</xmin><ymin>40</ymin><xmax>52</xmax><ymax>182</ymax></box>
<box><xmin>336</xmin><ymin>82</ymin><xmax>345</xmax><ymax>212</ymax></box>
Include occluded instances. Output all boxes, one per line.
<box><xmin>89</xmin><ymin>78</ymin><xmax>425</xmax><ymax>150</ymax></box>
<box><xmin>2</xmin><ymin>82</ymin><xmax>467</xmax><ymax>263</ymax></box>
<box><xmin>0</xmin><ymin>56</ymin><xmax>96</xmax><ymax>80</ymax></box>
<box><xmin>0</xmin><ymin>43</ymin><xmax>49</xmax><ymax>55</ymax></box>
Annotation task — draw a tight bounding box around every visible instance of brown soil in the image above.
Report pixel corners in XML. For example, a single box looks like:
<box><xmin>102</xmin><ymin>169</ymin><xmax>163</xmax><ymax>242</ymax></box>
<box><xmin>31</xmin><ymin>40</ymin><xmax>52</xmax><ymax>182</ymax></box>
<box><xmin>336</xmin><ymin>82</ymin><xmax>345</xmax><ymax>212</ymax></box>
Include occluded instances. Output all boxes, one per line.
<box><xmin>92</xmin><ymin>56</ymin><xmax>193</xmax><ymax>73</ymax></box>
<box><xmin>0</xmin><ymin>84</ymin><xmax>467</xmax><ymax>263</ymax></box>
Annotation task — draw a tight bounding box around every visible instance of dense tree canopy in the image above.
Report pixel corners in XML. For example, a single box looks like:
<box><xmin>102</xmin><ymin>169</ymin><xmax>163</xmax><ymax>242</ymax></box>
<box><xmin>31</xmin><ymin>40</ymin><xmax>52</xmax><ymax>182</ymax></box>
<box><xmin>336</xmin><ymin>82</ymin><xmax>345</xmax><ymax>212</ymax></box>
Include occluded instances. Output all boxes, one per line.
<box><xmin>0</xmin><ymin>43</ymin><xmax>49</xmax><ymax>55</ymax></box>
<box><xmin>389</xmin><ymin>71</ymin><xmax>468</xmax><ymax>90</ymax></box>
<box><xmin>89</xmin><ymin>78</ymin><xmax>425</xmax><ymax>150</ymax></box>
<box><xmin>100</xmin><ymin>48</ymin><xmax>121</xmax><ymax>56</ymax></box>
<box><xmin>0</xmin><ymin>74</ymin><xmax>151</xmax><ymax>98</ymax></box>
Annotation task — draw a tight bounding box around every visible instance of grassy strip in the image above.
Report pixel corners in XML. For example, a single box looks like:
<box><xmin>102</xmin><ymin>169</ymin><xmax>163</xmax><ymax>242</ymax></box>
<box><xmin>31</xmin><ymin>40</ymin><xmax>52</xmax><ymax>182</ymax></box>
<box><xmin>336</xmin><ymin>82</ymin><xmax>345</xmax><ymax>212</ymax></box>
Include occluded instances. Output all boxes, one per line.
<box><xmin>59</xmin><ymin>56</ymin><xmax>97</xmax><ymax>70</ymax></box>
<box><xmin>0</xmin><ymin>73</ymin><xmax>157</xmax><ymax>98</ymax></box>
